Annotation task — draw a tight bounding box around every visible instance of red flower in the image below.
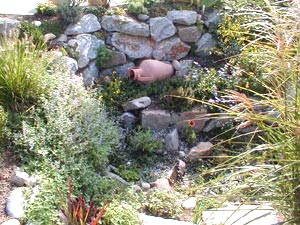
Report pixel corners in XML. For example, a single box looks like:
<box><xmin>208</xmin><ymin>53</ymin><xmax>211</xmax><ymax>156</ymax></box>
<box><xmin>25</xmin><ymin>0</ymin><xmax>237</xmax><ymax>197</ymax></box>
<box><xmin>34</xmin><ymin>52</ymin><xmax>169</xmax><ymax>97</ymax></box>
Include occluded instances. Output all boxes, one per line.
<box><xmin>189</xmin><ymin>120</ymin><xmax>196</xmax><ymax>127</ymax></box>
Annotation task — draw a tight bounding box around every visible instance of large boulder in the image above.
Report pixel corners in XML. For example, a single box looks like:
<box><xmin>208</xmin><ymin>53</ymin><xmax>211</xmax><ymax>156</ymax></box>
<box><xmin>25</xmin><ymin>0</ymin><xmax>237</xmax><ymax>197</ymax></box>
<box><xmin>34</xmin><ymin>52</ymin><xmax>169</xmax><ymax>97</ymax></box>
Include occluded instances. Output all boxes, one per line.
<box><xmin>0</xmin><ymin>18</ymin><xmax>20</xmax><ymax>37</ymax></box>
<box><xmin>177</xmin><ymin>26</ymin><xmax>202</xmax><ymax>43</ymax></box>
<box><xmin>154</xmin><ymin>36</ymin><xmax>190</xmax><ymax>60</ymax></box>
<box><xmin>101</xmin><ymin>15</ymin><xmax>150</xmax><ymax>37</ymax></box>
<box><xmin>100</xmin><ymin>50</ymin><xmax>127</xmax><ymax>69</ymax></box>
<box><xmin>167</xmin><ymin>10</ymin><xmax>197</xmax><ymax>25</ymax></box>
<box><xmin>150</xmin><ymin>17</ymin><xmax>176</xmax><ymax>42</ymax></box>
<box><xmin>194</xmin><ymin>33</ymin><xmax>217</xmax><ymax>57</ymax></box>
<box><xmin>141</xmin><ymin>109</ymin><xmax>171</xmax><ymax>129</ymax></box>
<box><xmin>65</xmin><ymin>14</ymin><xmax>101</xmax><ymax>35</ymax></box>
<box><xmin>111</xmin><ymin>33</ymin><xmax>154</xmax><ymax>59</ymax></box>
<box><xmin>69</xmin><ymin>34</ymin><xmax>104</xmax><ymax>68</ymax></box>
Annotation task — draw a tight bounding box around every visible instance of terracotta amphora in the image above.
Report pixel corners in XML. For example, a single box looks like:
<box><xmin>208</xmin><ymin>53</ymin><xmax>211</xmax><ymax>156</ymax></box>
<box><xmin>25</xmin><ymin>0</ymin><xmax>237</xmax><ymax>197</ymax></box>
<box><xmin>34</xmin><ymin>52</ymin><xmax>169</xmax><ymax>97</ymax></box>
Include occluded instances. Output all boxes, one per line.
<box><xmin>129</xmin><ymin>59</ymin><xmax>174</xmax><ymax>84</ymax></box>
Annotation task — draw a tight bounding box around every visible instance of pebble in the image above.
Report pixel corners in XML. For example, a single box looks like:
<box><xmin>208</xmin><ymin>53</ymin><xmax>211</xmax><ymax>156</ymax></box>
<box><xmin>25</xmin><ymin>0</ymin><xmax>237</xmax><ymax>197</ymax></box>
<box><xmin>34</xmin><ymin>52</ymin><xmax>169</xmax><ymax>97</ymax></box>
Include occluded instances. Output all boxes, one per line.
<box><xmin>1</xmin><ymin>219</ymin><xmax>21</xmax><ymax>225</ymax></box>
<box><xmin>141</xmin><ymin>182</ymin><xmax>151</xmax><ymax>191</ymax></box>
<box><xmin>137</xmin><ymin>14</ymin><xmax>150</xmax><ymax>21</ymax></box>
<box><xmin>182</xmin><ymin>197</ymin><xmax>197</xmax><ymax>210</ymax></box>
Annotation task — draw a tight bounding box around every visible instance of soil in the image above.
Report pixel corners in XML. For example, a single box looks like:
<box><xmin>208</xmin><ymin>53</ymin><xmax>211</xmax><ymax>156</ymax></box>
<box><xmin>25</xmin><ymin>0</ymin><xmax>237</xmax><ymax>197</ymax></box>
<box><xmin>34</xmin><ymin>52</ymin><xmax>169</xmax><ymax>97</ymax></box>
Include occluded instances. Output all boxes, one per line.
<box><xmin>0</xmin><ymin>150</ymin><xmax>18</xmax><ymax>224</ymax></box>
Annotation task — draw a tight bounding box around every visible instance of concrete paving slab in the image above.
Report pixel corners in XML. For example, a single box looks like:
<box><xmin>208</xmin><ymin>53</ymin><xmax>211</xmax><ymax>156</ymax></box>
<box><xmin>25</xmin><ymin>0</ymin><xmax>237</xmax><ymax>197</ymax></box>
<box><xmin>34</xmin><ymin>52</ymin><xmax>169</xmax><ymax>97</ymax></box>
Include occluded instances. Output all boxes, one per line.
<box><xmin>0</xmin><ymin>0</ymin><xmax>49</xmax><ymax>15</ymax></box>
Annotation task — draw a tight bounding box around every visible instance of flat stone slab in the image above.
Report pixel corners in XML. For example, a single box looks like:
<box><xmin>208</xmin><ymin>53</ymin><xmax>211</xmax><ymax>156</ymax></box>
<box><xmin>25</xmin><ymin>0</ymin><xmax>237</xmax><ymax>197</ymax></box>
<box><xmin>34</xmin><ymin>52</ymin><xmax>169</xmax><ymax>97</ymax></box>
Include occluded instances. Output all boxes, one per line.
<box><xmin>140</xmin><ymin>213</ymin><xmax>195</xmax><ymax>225</ymax></box>
<box><xmin>202</xmin><ymin>204</ymin><xmax>283</xmax><ymax>225</ymax></box>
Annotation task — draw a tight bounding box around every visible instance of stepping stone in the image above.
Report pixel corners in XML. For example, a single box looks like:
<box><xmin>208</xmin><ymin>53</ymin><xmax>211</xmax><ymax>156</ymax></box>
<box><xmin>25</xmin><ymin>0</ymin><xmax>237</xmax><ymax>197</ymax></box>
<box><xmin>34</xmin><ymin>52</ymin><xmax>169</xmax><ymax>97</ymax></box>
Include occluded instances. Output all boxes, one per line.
<box><xmin>139</xmin><ymin>213</ymin><xmax>195</xmax><ymax>225</ymax></box>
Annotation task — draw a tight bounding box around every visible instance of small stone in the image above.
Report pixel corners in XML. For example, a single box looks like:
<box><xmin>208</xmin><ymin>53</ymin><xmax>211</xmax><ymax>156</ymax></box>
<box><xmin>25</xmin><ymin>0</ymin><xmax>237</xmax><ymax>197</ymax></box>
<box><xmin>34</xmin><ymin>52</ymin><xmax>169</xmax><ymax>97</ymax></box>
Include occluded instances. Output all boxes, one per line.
<box><xmin>120</xmin><ymin>112</ymin><xmax>137</xmax><ymax>129</ymax></box>
<box><xmin>150</xmin><ymin>178</ymin><xmax>172</xmax><ymax>190</ymax></box>
<box><xmin>57</xmin><ymin>34</ymin><xmax>68</xmax><ymax>42</ymax></box>
<box><xmin>132</xmin><ymin>185</ymin><xmax>142</xmax><ymax>193</ymax></box>
<box><xmin>123</xmin><ymin>96</ymin><xmax>151</xmax><ymax>111</ymax></box>
<box><xmin>182</xmin><ymin>197</ymin><xmax>197</xmax><ymax>210</ymax></box>
<box><xmin>32</xmin><ymin>21</ymin><xmax>41</xmax><ymax>26</ymax></box>
<box><xmin>137</xmin><ymin>14</ymin><xmax>150</xmax><ymax>21</ymax></box>
<box><xmin>6</xmin><ymin>187</ymin><xmax>26</xmax><ymax>219</ymax></box>
<box><xmin>178</xmin><ymin>151</ymin><xmax>186</xmax><ymax>158</ymax></box>
<box><xmin>11</xmin><ymin>169</ymin><xmax>29</xmax><ymax>187</ymax></box>
<box><xmin>1</xmin><ymin>219</ymin><xmax>21</xmax><ymax>225</ymax></box>
<box><xmin>44</xmin><ymin>33</ymin><xmax>56</xmax><ymax>42</ymax></box>
<box><xmin>165</xmin><ymin>128</ymin><xmax>179</xmax><ymax>152</ymax></box>
<box><xmin>187</xmin><ymin>142</ymin><xmax>214</xmax><ymax>162</ymax></box>
<box><xmin>141</xmin><ymin>182</ymin><xmax>151</xmax><ymax>191</ymax></box>
<box><xmin>172</xmin><ymin>60</ymin><xmax>181</xmax><ymax>71</ymax></box>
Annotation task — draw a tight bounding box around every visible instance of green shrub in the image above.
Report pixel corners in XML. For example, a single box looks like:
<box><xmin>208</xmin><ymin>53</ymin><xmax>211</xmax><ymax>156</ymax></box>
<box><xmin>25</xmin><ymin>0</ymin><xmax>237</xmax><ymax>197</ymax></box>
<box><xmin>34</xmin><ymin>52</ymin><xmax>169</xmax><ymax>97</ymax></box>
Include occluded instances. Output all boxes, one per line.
<box><xmin>96</xmin><ymin>45</ymin><xmax>113</xmax><ymax>69</ymax></box>
<box><xmin>40</xmin><ymin>20</ymin><xmax>65</xmax><ymax>36</ymax></box>
<box><xmin>0</xmin><ymin>106</ymin><xmax>7</xmax><ymax>138</ymax></box>
<box><xmin>84</xmin><ymin>6</ymin><xmax>107</xmax><ymax>16</ymax></box>
<box><xmin>13</xmin><ymin>62</ymin><xmax>121</xmax><ymax>224</ymax></box>
<box><xmin>103</xmin><ymin>200</ymin><xmax>140</xmax><ymax>225</ymax></box>
<box><xmin>127</xmin><ymin>0</ymin><xmax>148</xmax><ymax>15</ymax></box>
<box><xmin>127</xmin><ymin>126</ymin><xmax>163</xmax><ymax>155</ymax></box>
<box><xmin>0</xmin><ymin>37</ymin><xmax>48</xmax><ymax>111</ymax></box>
<box><xmin>145</xmin><ymin>189</ymin><xmax>183</xmax><ymax>219</ymax></box>
<box><xmin>19</xmin><ymin>22</ymin><xmax>45</xmax><ymax>47</ymax></box>
<box><xmin>36</xmin><ymin>2</ymin><xmax>58</xmax><ymax>16</ymax></box>
<box><xmin>57</xmin><ymin>0</ymin><xmax>83</xmax><ymax>25</ymax></box>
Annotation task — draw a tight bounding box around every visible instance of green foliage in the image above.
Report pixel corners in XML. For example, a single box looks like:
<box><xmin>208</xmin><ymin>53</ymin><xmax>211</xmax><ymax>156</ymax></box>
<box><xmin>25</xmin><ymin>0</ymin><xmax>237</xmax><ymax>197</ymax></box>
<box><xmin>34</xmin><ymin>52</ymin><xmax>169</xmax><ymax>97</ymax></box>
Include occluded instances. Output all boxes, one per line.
<box><xmin>39</xmin><ymin>20</ymin><xmax>65</xmax><ymax>36</ymax></box>
<box><xmin>191</xmin><ymin>0</ymin><xmax>223</xmax><ymax>9</ymax></box>
<box><xmin>116</xmin><ymin>164</ymin><xmax>141</xmax><ymax>182</ymax></box>
<box><xmin>127</xmin><ymin>126</ymin><xmax>163</xmax><ymax>155</ymax></box>
<box><xmin>103</xmin><ymin>200</ymin><xmax>140</xmax><ymax>225</ymax></box>
<box><xmin>19</xmin><ymin>22</ymin><xmax>45</xmax><ymax>47</ymax></box>
<box><xmin>36</xmin><ymin>2</ymin><xmax>58</xmax><ymax>16</ymax></box>
<box><xmin>0</xmin><ymin>37</ymin><xmax>48</xmax><ymax>111</ymax></box>
<box><xmin>181</xmin><ymin>124</ymin><xmax>197</xmax><ymax>146</ymax></box>
<box><xmin>0</xmin><ymin>106</ymin><xmax>7</xmax><ymax>138</ymax></box>
<box><xmin>96</xmin><ymin>45</ymin><xmax>113</xmax><ymax>69</ymax></box>
<box><xmin>57</xmin><ymin>0</ymin><xmax>83</xmax><ymax>25</ymax></box>
<box><xmin>127</xmin><ymin>0</ymin><xmax>148</xmax><ymax>15</ymax></box>
<box><xmin>84</xmin><ymin>6</ymin><xmax>107</xmax><ymax>16</ymax></box>
<box><xmin>145</xmin><ymin>189</ymin><xmax>183</xmax><ymax>219</ymax></box>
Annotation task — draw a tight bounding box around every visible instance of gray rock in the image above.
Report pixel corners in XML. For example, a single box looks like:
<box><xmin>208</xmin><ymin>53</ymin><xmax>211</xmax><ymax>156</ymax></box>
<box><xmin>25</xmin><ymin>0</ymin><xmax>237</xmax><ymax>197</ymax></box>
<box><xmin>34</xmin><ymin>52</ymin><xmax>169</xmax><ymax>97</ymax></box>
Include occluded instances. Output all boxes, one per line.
<box><xmin>105</xmin><ymin>171</ymin><xmax>129</xmax><ymax>185</ymax></box>
<box><xmin>82</xmin><ymin>61</ymin><xmax>99</xmax><ymax>87</ymax></box>
<box><xmin>73</xmin><ymin>34</ymin><xmax>104</xmax><ymax>68</ymax></box>
<box><xmin>137</xmin><ymin>14</ymin><xmax>150</xmax><ymax>21</ymax></box>
<box><xmin>154</xmin><ymin>36</ymin><xmax>190</xmax><ymax>60</ymax></box>
<box><xmin>61</xmin><ymin>56</ymin><xmax>78</xmax><ymax>75</ymax></box>
<box><xmin>1</xmin><ymin>219</ymin><xmax>21</xmax><ymax>225</ymax></box>
<box><xmin>204</xmin><ymin>9</ymin><xmax>220</xmax><ymax>32</ymax></box>
<box><xmin>6</xmin><ymin>187</ymin><xmax>26</xmax><ymax>219</ymax></box>
<box><xmin>0</xmin><ymin>18</ymin><xmax>20</xmax><ymax>37</ymax></box>
<box><xmin>100</xmin><ymin>50</ymin><xmax>127</xmax><ymax>69</ymax></box>
<box><xmin>101</xmin><ymin>15</ymin><xmax>150</xmax><ymax>37</ymax></box>
<box><xmin>44</xmin><ymin>33</ymin><xmax>56</xmax><ymax>42</ymax></box>
<box><xmin>152</xmin><ymin>49</ymin><xmax>165</xmax><ymax>60</ymax></box>
<box><xmin>202</xmin><ymin>204</ymin><xmax>282</xmax><ymax>225</ymax></box>
<box><xmin>195</xmin><ymin>33</ymin><xmax>217</xmax><ymax>57</ymax></box>
<box><xmin>65</xmin><ymin>14</ymin><xmax>101</xmax><ymax>35</ymax></box>
<box><xmin>150</xmin><ymin>17</ymin><xmax>176</xmax><ymax>42</ymax></box>
<box><xmin>132</xmin><ymin>184</ymin><xmax>142</xmax><ymax>192</ymax></box>
<box><xmin>150</xmin><ymin>178</ymin><xmax>172</xmax><ymax>190</ymax></box>
<box><xmin>175</xmin><ymin>108</ymin><xmax>209</xmax><ymax>132</ymax></box>
<box><xmin>172</xmin><ymin>60</ymin><xmax>181</xmax><ymax>71</ymax></box>
<box><xmin>182</xmin><ymin>197</ymin><xmax>197</xmax><ymax>210</ymax></box>
<box><xmin>141</xmin><ymin>109</ymin><xmax>171</xmax><ymax>129</ymax></box>
<box><xmin>99</xmin><ymin>62</ymin><xmax>135</xmax><ymax>78</ymax></box>
<box><xmin>165</xmin><ymin>128</ymin><xmax>179</xmax><ymax>152</ymax></box>
<box><xmin>178</xmin><ymin>151</ymin><xmax>186</xmax><ymax>158</ymax></box>
<box><xmin>11</xmin><ymin>168</ymin><xmax>29</xmax><ymax>187</ymax></box>
<box><xmin>203</xmin><ymin>117</ymin><xmax>233</xmax><ymax>133</ymax></box>
<box><xmin>140</xmin><ymin>213</ymin><xmax>194</xmax><ymax>225</ymax></box>
<box><xmin>120</xmin><ymin>112</ymin><xmax>137</xmax><ymax>129</ymax></box>
<box><xmin>141</xmin><ymin>182</ymin><xmax>151</xmax><ymax>191</ymax></box>
<box><xmin>167</xmin><ymin>10</ymin><xmax>197</xmax><ymax>25</ymax></box>
<box><xmin>57</xmin><ymin>34</ymin><xmax>68</xmax><ymax>42</ymax></box>
<box><xmin>111</xmin><ymin>33</ymin><xmax>153</xmax><ymax>59</ymax></box>
<box><xmin>174</xmin><ymin>60</ymin><xmax>193</xmax><ymax>77</ymax></box>
<box><xmin>123</xmin><ymin>96</ymin><xmax>151</xmax><ymax>111</ymax></box>
<box><xmin>187</xmin><ymin>142</ymin><xmax>213</xmax><ymax>161</ymax></box>
<box><xmin>177</xmin><ymin>26</ymin><xmax>202</xmax><ymax>43</ymax></box>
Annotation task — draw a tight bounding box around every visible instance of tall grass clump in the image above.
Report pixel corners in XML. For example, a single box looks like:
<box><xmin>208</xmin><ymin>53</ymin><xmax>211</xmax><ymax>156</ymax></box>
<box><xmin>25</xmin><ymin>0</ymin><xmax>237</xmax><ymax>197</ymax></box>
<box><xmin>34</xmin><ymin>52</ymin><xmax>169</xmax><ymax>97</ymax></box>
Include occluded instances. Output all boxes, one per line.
<box><xmin>0</xmin><ymin>37</ymin><xmax>48</xmax><ymax>111</ymax></box>
<box><xmin>192</xmin><ymin>0</ymin><xmax>300</xmax><ymax>223</ymax></box>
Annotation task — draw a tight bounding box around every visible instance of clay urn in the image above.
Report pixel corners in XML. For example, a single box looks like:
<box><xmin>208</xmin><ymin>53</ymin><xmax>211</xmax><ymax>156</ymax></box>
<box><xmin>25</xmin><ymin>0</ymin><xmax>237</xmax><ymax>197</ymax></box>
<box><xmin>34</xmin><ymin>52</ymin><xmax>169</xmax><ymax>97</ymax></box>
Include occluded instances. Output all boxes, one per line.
<box><xmin>129</xmin><ymin>59</ymin><xmax>174</xmax><ymax>84</ymax></box>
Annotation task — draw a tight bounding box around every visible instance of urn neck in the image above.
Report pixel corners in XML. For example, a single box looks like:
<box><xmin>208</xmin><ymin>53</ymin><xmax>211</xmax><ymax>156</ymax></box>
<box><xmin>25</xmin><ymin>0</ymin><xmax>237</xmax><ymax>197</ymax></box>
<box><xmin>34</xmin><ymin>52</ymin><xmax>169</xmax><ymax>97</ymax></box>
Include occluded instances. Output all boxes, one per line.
<box><xmin>129</xmin><ymin>68</ymin><xmax>143</xmax><ymax>81</ymax></box>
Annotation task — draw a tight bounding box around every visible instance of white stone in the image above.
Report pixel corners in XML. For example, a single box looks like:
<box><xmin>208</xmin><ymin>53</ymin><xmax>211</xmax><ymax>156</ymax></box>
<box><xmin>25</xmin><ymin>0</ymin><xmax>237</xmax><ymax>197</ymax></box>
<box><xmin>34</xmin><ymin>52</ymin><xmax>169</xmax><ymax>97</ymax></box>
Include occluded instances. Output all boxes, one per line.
<box><xmin>6</xmin><ymin>187</ymin><xmax>26</xmax><ymax>219</ymax></box>
<box><xmin>141</xmin><ymin>182</ymin><xmax>151</xmax><ymax>191</ymax></box>
<box><xmin>182</xmin><ymin>197</ymin><xmax>197</xmax><ymax>210</ymax></box>
<box><xmin>150</xmin><ymin>17</ymin><xmax>176</xmax><ymax>42</ymax></box>
<box><xmin>123</xmin><ymin>96</ymin><xmax>151</xmax><ymax>111</ymax></box>
<box><xmin>165</xmin><ymin>128</ymin><xmax>179</xmax><ymax>152</ymax></box>
<box><xmin>1</xmin><ymin>219</ymin><xmax>21</xmax><ymax>225</ymax></box>
<box><xmin>44</xmin><ymin>33</ymin><xmax>56</xmax><ymax>42</ymax></box>
<box><xmin>202</xmin><ymin>204</ymin><xmax>282</xmax><ymax>225</ymax></box>
<box><xmin>65</xmin><ymin>14</ymin><xmax>101</xmax><ymax>35</ymax></box>
<box><xmin>57</xmin><ymin>34</ymin><xmax>68</xmax><ymax>42</ymax></box>
<box><xmin>32</xmin><ymin>21</ymin><xmax>41</xmax><ymax>26</ymax></box>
